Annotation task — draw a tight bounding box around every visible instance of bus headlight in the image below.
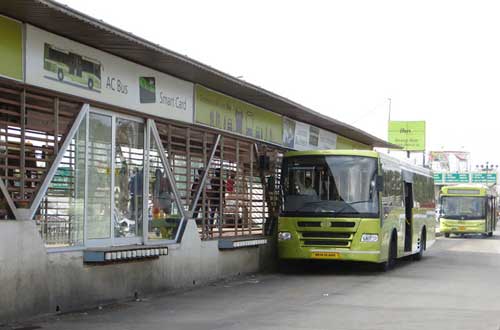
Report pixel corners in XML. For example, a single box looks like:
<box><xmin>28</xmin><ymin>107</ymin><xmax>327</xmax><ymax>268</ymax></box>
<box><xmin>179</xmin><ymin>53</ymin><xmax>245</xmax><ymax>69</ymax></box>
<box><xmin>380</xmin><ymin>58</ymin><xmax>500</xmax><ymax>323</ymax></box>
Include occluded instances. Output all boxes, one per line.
<box><xmin>361</xmin><ymin>234</ymin><xmax>379</xmax><ymax>242</ymax></box>
<box><xmin>278</xmin><ymin>232</ymin><xmax>292</xmax><ymax>241</ymax></box>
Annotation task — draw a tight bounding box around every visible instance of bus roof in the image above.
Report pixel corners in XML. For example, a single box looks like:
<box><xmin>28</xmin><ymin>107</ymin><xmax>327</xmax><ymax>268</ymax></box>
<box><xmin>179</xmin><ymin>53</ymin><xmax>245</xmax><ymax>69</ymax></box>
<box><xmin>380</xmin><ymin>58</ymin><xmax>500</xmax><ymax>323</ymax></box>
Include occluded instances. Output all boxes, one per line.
<box><xmin>284</xmin><ymin>149</ymin><xmax>433</xmax><ymax>177</ymax></box>
<box><xmin>440</xmin><ymin>184</ymin><xmax>496</xmax><ymax>197</ymax></box>
<box><xmin>284</xmin><ymin>149</ymin><xmax>379</xmax><ymax>158</ymax></box>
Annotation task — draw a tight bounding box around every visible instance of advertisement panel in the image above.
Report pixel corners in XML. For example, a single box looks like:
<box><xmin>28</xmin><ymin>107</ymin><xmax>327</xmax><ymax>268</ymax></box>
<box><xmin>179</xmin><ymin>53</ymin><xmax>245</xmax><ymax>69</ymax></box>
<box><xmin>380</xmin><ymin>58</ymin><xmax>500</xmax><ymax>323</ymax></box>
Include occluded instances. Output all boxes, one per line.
<box><xmin>195</xmin><ymin>85</ymin><xmax>283</xmax><ymax>145</ymax></box>
<box><xmin>25</xmin><ymin>25</ymin><xmax>194</xmax><ymax>123</ymax></box>
<box><xmin>282</xmin><ymin>117</ymin><xmax>337</xmax><ymax>151</ymax></box>
<box><xmin>0</xmin><ymin>15</ymin><xmax>23</xmax><ymax>81</ymax></box>
<box><xmin>282</xmin><ymin>117</ymin><xmax>296</xmax><ymax>148</ymax></box>
<box><xmin>429</xmin><ymin>151</ymin><xmax>470</xmax><ymax>172</ymax></box>
<box><xmin>318</xmin><ymin>129</ymin><xmax>338</xmax><ymax>150</ymax></box>
<box><xmin>388</xmin><ymin>121</ymin><xmax>426</xmax><ymax>151</ymax></box>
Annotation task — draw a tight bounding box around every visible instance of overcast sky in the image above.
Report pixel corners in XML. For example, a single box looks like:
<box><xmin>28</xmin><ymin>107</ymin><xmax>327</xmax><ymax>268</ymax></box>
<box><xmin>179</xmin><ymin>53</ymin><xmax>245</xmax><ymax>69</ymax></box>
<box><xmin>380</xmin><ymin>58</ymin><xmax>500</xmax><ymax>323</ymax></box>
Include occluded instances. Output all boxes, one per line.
<box><xmin>60</xmin><ymin>0</ymin><xmax>500</xmax><ymax>168</ymax></box>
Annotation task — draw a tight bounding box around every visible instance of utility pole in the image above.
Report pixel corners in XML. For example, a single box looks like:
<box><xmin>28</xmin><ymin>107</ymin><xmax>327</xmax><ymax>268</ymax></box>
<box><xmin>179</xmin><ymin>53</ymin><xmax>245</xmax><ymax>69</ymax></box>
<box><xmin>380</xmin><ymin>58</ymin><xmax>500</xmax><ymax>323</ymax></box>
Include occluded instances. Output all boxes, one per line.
<box><xmin>387</xmin><ymin>98</ymin><xmax>391</xmax><ymax>154</ymax></box>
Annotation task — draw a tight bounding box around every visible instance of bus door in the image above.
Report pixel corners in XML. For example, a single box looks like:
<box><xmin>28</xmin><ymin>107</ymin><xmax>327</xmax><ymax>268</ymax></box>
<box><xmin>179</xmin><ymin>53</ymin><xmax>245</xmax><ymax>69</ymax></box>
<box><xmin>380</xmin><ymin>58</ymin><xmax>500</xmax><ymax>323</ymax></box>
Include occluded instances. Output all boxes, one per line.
<box><xmin>404</xmin><ymin>180</ymin><xmax>413</xmax><ymax>252</ymax></box>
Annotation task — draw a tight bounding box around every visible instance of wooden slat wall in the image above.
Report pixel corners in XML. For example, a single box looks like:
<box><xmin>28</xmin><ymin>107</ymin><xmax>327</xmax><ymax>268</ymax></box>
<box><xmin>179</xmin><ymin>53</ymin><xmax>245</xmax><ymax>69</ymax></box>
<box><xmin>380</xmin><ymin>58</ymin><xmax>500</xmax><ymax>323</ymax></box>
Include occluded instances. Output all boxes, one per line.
<box><xmin>0</xmin><ymin>84</ymin><xmax>81</xmax><ymax>210</ymax></box>
<box><xmin>155</xmin><ymin>120</ymin><xmax>284</xmax><ymax>240</ymax></box>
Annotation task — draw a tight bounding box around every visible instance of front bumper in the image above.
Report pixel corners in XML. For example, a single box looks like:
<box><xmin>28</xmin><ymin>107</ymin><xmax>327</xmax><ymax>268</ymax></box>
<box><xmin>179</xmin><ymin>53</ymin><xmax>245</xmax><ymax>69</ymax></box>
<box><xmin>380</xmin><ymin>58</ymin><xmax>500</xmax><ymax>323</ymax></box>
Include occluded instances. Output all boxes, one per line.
<box><xmin>278</xmin><ymin>217</ymin><xmax>382</xmax><ymax>263</ymax></box>
<box><xmin>440</xmin><ymin>219</ymin><xmax>486</xmax><ymax>233</ymax></box>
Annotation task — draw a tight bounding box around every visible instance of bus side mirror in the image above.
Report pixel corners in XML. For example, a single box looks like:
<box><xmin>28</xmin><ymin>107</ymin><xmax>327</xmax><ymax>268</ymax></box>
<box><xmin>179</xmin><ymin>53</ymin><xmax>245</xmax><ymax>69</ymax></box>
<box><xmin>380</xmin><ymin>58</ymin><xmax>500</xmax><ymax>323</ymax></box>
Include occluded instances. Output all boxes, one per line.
<box><xmin>376</xmin><ymin>175</ymin><xmax>384</xmax><ymax>192</ymax></box>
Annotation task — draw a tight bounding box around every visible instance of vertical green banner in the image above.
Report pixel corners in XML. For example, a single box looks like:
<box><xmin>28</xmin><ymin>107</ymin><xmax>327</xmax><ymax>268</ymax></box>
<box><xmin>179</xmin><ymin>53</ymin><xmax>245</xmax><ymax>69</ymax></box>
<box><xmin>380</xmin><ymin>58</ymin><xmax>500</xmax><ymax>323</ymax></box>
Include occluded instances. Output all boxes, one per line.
<box><xmin>0</xmin><ymin>16</ymin><xmax>23</xmax><ymax>81</ymax></box>
<box><xmin>195</xmin><ymin>85</ymin><xmax>283</xmax><ymax>145</ymax></box>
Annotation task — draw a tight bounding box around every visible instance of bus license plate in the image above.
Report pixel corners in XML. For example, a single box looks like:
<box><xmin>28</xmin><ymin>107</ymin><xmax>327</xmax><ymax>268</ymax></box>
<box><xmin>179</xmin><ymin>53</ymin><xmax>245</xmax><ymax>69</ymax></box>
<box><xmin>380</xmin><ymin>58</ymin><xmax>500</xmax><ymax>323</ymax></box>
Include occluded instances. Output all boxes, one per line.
<box><xmin>311</xmin><ymin>252</ymin><xmax>341</xmax><ymax>259</ymax></box>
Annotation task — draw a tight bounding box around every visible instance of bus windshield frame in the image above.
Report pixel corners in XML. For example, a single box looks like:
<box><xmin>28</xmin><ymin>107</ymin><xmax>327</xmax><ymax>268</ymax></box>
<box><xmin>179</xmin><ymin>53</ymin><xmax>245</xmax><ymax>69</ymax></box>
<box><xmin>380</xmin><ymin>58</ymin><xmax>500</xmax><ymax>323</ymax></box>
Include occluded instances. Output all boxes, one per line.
<box><xmin>441</xmin><ymin>196</ymin><xmax>486</xmax><ymax>220</ymax></box>
<box><xmin>281</xmin><ymin>155</ymin><xmax>379</xmax><ymax>218</ymax></box>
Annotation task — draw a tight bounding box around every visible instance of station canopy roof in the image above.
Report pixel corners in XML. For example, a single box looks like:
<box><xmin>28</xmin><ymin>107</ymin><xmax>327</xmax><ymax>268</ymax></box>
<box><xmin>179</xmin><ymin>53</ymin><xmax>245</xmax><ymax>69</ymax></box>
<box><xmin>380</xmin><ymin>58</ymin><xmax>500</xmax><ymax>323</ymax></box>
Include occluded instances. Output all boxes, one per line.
<box><xmin>1</xmin><ymin>0</ymin><xmax>397</xmax><ymax>148</ymax></box>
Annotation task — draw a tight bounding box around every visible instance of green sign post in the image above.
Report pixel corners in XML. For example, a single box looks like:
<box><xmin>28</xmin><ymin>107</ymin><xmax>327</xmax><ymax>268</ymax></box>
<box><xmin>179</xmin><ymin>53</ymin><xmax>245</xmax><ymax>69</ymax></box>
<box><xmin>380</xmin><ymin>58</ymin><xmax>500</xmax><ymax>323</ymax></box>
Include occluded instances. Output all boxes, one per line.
<box><xmin>388</xmin><ymin>121</ymin><xmax>426</xmax><ymax>151</ymax></box>
<box><xmin>433</xmin><ymin>172</ymin><xmax>497</xmax><ymax>184</ymax></box>
<box><xmin>444</xmin><ymin>173</ymin><xmax>470</xmax><ymax>183</ymax></box>
<box><xmin>433</xmin><ymin>173</ymin><xmax>443</xmax><ymax>182</ymax></box>
<box><xmin>471</xmin><ymin>173</ymin><xmax>497</xmax><ymax>183</ymax></box>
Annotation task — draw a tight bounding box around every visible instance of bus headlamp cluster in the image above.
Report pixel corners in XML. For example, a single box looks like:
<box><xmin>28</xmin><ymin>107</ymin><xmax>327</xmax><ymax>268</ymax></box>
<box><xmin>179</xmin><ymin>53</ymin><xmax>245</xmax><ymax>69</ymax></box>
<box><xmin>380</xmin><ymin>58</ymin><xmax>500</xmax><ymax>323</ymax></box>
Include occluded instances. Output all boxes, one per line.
<box><xmin>278</xmin><ymin>232</ymin><xmax>292</xmax><ymax>241</ymax></box>
<box><xmin>361</xmin><ymin>234</ymin><xmax>379</xmax><ymax>242</ymax></box>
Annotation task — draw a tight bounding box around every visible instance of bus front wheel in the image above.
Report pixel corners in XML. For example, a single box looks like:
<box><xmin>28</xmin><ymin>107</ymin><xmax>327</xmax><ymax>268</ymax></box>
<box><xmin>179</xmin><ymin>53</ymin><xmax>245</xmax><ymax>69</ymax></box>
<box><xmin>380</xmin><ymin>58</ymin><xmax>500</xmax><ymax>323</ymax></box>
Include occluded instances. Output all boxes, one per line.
<box><xmin>88</xmin><ymin>78</ymin><xmax>94</xmax><ymax>90</ymax></box>
<box><xmin>57</xmin><ymin>69</ymin><xmax>64</xmax><ymax>81</ymax></box>
<box><xmin>413</xmin><ymin>229</ymin><xmax>426</xmax><ymax>261</ymax></box>
<box><xmin>444</xmin><ymin>233</ymin><xmax>450</xmax><ymax>238</ymax></box>
<box><xmin>488</xmin><ymin>232</ymin><xmax>493</xmax><ymax>237</ymax></box>
<box><xmin>379</xmin><ymin>235</ymin><xmax>397</xmax><ymax>272</ymax></box>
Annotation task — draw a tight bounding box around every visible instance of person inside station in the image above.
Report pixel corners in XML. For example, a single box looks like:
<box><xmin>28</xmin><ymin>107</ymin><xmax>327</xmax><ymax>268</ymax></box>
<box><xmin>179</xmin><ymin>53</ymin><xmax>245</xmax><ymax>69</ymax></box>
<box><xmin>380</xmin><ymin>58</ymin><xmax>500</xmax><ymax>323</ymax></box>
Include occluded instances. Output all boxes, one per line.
<box><xmin>191</xmin><ymin>168</ymin><xmax>204</xmax><ymax>221</ymax></box>
<box><xmin>208</xmin><ymin>169</ymin><xmax>225</xmax><ymax>227</ymax></box>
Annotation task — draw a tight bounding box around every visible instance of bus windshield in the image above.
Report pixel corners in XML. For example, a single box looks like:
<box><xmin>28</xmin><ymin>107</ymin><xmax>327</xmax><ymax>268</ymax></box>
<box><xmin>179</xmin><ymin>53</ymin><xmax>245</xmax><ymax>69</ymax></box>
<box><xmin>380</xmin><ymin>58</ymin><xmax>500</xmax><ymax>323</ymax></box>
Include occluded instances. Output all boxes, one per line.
<box><xmin>441</xmin><ymin>196</ymin><xmax>486</xmax><ymax>220</ymax></box>
<box><xmin>282</xmin><ymin>155</ymin><xmax>379</xmax><ymax>217</ymax></box>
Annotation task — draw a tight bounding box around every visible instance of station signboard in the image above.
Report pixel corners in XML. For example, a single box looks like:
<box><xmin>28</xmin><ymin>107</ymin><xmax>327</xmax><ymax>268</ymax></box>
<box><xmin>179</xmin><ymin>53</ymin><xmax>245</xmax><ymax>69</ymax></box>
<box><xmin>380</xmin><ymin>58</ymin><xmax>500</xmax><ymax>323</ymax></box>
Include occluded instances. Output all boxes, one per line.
<box><xmin>25</xmin><ymin>25</ymin><xmax>194</xmax><ymax>124</ymax></box>
<box><xmin>195</xmin><ymin>85</ymin><xmax>283</xmax><ymax>145</ymax></box>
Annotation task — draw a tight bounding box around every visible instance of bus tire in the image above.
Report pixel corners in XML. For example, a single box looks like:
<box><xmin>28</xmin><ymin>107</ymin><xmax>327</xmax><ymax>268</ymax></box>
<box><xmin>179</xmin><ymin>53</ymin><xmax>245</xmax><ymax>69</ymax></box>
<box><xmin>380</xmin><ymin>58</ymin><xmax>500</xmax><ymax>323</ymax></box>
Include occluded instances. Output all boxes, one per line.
<box><xmin>413</xmin><ymin>229</ymin><xmax>426</xmax><ymax>261</ymax></box>
<box><xmin>444</xmin><ymin>233</ymin><xmax>450</xmax><ymax>238</ymax></box>
<box><xmin>88</xmin><ymin>78</ymin><xmax>94</xmax><ymax>90</ymax></box>
<box><xmin>379</xmin><ymin>233</ymin><xmax>397</xmax><ymax>272</ymax></box>
<box><xmin>488</xmin><ymin>232</ymin><xmax>493</xmax><ymax>237</ymax></box>
<box><xmin>57</xmin><ymin>68</ymin><xmax>64</xmax><ymax>81</ymax></box>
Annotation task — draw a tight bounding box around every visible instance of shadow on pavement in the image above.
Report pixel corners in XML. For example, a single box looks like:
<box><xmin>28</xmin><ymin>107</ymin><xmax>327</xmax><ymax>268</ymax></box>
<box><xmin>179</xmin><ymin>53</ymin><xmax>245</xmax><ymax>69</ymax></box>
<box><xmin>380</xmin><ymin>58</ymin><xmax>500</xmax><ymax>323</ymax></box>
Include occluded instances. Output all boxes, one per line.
<box><xmin>277</xmin><ymin>255</ymin><xmax>423</xmax><ymax>276</ymax></box>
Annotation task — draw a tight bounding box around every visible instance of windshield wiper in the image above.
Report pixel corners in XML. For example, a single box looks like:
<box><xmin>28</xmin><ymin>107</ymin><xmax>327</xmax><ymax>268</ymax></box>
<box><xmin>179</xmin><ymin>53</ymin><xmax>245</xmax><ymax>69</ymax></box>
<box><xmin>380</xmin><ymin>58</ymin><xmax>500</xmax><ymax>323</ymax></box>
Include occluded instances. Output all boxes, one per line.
<box><xmin>336</xmin><ymin>200</ymin><xmax>373</xmax><ymax>214</ymax></box>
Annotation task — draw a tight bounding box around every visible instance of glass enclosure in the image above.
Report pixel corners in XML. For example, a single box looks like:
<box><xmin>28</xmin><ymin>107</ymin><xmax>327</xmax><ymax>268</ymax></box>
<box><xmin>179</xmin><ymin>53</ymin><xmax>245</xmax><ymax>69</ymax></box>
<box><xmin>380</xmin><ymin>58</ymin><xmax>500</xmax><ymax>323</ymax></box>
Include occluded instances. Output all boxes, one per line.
<box><xmin>37</xmin><ymin>108</ymin><xmax>184</xmax><ymax>248</ymax></box>
<box><xmin>441</xmin><ymin>196</ymin><xmax>486</xmax><ymax>220</ymax></box>
<box><xmin>282</xmin><ymin>155</ymin><xmax>379</xmax><ymax>217</ymax></box>
<box><xmin>114</xmin><ymin>118</ymin><xmax>145</xmax><ymax>239</ymax></box>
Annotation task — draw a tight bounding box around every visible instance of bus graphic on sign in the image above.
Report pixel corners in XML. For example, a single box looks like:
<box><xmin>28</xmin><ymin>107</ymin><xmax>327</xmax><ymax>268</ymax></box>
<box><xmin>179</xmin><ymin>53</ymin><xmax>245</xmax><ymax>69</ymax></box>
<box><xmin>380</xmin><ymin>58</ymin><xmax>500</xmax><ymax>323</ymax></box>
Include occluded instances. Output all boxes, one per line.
<box><xmin>43</xmin><ymin>43</ymin><xmax>102</xmax><ymax>91</ymax></box>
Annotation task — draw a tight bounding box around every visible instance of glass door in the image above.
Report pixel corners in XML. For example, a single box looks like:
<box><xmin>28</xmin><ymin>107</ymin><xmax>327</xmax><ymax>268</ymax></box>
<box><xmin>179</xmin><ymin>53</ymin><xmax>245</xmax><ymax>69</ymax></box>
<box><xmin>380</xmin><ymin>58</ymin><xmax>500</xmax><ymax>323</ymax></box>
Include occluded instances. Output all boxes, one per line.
<box><xmin>113</xmin><ymin>117</ymin><xmax>145</xmax><ymax>245</ymax></box>
<box><xmin>85</xmin><ymin>109</ymin><xmax>145</xmax><ymax>247</ymax></box>
<box><xmin>86</xmin><ymin>112</ymin><xmax>113</xmax><ymax>246</ymax></box>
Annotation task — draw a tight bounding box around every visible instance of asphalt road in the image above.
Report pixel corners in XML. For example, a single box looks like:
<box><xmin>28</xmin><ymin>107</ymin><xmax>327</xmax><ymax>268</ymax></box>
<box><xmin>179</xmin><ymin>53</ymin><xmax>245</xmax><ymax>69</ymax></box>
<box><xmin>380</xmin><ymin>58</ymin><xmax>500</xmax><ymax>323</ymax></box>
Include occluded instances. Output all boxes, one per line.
<box><xmin>8</xmin><ymin>234</ymin><xmax>500</xmax><ymax>330</ymax></box>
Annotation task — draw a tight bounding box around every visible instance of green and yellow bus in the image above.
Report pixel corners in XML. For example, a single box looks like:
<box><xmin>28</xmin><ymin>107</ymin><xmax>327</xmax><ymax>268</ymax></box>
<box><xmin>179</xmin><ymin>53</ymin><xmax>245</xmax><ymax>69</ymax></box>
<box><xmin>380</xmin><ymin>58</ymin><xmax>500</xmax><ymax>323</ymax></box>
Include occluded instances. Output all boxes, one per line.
<box><xmin>439</xmin><ymin>185</ymin><xmax>497</xmax><ymax>237</ymax></box>
<box><xmin>278</xmin><ymin>150</ymin><xmax>436</xmax><ymax>270</ymax></box>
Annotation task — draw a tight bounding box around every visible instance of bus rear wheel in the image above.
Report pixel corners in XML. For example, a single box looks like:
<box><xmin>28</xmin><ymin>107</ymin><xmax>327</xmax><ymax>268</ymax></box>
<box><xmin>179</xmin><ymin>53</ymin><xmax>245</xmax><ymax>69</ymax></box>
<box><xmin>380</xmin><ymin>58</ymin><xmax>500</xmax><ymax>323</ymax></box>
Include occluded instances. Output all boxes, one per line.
<box><xmin>488</xmin><ymin>232</ymin><xmax>493</xmax><ymax>237</ymax></box>
<box><xmin>88</xmin><ymin>78</ymin><xmax>94</xmax><ymax>90</ymax></box>
<box><xmin>57</xmin><ymin>68</ymin><xmax>64</xmax><ymax>81</ymax></box>
<box><xmin>444</xmin><ymin>233</ymin><xmax>450</xmax><ymax>238</ymax></box>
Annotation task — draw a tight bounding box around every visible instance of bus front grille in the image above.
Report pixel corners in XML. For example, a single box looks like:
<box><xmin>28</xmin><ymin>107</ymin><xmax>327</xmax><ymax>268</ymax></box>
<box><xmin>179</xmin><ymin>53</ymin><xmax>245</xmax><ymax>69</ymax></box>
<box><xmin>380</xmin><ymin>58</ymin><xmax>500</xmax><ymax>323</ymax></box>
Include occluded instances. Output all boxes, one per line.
<box><xmin>331</xmin><ymin>221</ymin><xmax>356</xmax><ymax>228</ymax></box>
<box><xmin>301</xmin><ymin>232</ymin><xmax>351</xmax><ymax>239</ymax></box>
<box><xmin>303</xmin><ymin>240</ymin><xmax>350</xmax><ymax>246</ymax></box>
<box><xmin>297</xmin><ymin>221</ymin><xmax>321</xmax><ymax>227</ymax></box>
